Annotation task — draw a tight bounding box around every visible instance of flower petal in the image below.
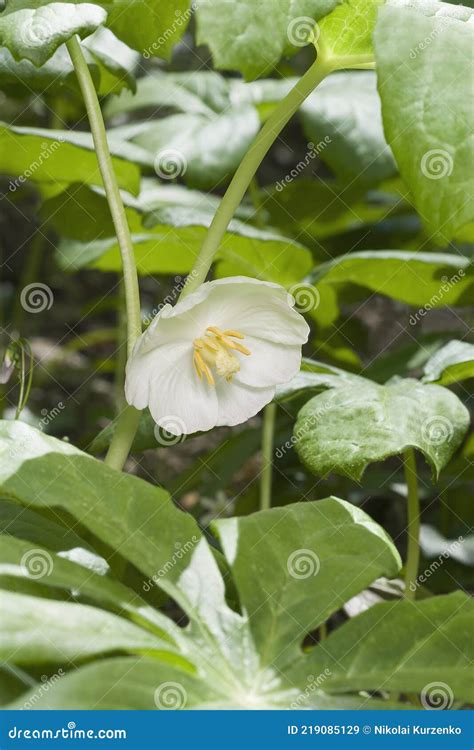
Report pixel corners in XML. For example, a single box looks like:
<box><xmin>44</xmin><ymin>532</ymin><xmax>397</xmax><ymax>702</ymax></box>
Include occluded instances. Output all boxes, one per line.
<box><xmin>234</xmin><ymin>337</ymin><xmax>303</xmax><ymax>388</ymax></box>
<box><xmin>125</xmin><ymin>341</ymin><xmax>218</xmax><ymax>435</ymax></box>
<box><xmin>215</xmin><ymin>380</ymin><xmax>275</xmax><ymax>427</ymax></box>
<box><xmin>200</xmin><ymin>278</ymin><xmax>310</xmax><ymax>345</ymax></box>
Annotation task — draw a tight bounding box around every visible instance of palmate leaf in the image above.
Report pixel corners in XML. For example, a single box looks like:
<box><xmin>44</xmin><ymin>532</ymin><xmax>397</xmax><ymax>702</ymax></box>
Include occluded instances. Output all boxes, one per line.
<box><xmin>294</xmin><ymin>379</ymin><xmax>470</xmax><ymax>481</ymax></box>
<box><xmin>1</xmin><ymin>423</ymin><xmax>472</xmax><ymax>709</ymax></box>
<box><xmin>0</xmin><ymin>2</ymin><xmax>107</xmax><ymax>66</ymax></box>
<box><xmin>195</xmin><ymin>0</ymin><xmax>339</xmax><ymax>80</ymax></box>
<box><xmin>374</xmin><ymin>0</ymin><xmax>474</xmax><ymax>242</ymax></box>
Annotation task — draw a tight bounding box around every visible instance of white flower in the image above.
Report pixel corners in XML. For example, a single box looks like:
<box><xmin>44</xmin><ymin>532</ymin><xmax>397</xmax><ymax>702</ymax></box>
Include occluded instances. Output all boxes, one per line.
<box><xmin>125</xmin><ymin>277</ymin><xmax>309</xmax><ymax>435</ymax></box>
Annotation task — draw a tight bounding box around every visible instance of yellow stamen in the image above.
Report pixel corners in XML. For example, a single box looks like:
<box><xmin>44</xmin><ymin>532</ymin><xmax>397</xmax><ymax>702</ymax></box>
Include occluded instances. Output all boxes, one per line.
<box><xmin>192</xmin><ymin>325</ymin><xmax>251</xmax><ymax>385</ymax></box>
<box><xmin>223</xmin><ymin>329</ymin><xmax>245</xmax><ymax>339</ymax></box>
<box><xmin>193</xmin><ymin>350</ymin><xmax>215</xmax><ymax>385</ymax></box>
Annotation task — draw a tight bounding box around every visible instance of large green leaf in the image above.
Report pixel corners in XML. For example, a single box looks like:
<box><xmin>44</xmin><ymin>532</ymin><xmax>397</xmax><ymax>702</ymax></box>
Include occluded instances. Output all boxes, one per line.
<box><xmin>0</xmin><ymin>500</ymin><xmax>92</xmax><ymax>552</ymax></box>
<box><xmin>53</xmin><ymin>182</ymin><xmax>313</xmax><ymax>285</ymax></box>
<box><xmin>300</xmin><ymin>71</ymin><xmax>396</xmax><ymax>185</ymax></box>
<box><xmin>0</xmin><ymin>43</ymin><xmax>100</xmax><ymax>93</ymax></box>
<box><xmin>213</xmin><ymin>497</ymin><xmax>401</xmax><ymax>671</ymax></box>
<box><xmin>374</xmin><ymin>0</ymin><xmax>474</xmax><ymax>242</ymax></box>
<box><xmin>0</xmin><ymin>421</ymin><xmax>202</xmax><ymax>609</ymax></box>
<box><xmin>195</xmin><ymin>0</ymin><xmax>338</xmax><ymax>79</ymax></box>
<box><xmin>119</xmin><ymin>107</ymin><xmax>260</xmax><ymax>190</ymax></box>
<box><xmin>309</xmin><ymin>250</ymin><xmax>474</xmax><ymax>309</ymax></box>
<box><xmin>0</xmin><ymin>124</ymin><xmax>141</xmax><ymax>193</ymax></box>
<box><xmin>0</xmin><ymin>2</ymin><xmax>106</xmax><ymax>66</ymax></box>
<box><xmin>0</xmin><ymin>534</ymin><xmax>179</xmax><ymax>640</ymax></box>
<box><xmin>0</xmin><ymin>590</ymin><xmax>168</xmax><ymax>665</ymax></box>
<box><xmin>422</xmin><ymin>341</ymin><xmax>474</xmax><ymax>385</ymax></box>
<box><xmin>296</xmin><ymin>591</ymin><xmax>474</xmax><ymax>702</ymax></box>
<box><xmin>294</xmin><ymin>379</ymin><xmax>470</xmax><ymax>480</ymax></box>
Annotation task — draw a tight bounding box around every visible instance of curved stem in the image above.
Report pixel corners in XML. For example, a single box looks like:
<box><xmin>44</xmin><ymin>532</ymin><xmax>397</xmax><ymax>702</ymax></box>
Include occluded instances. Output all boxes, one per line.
<box><xmin>180</xmin><ymin>54</ymin><xmax>335</xmax><ymax>299</ymax></box>
<box><xmin>67</xmin><ymin>35</ymin><xmax>142</xmax><ymax>471</ymax></box>
<box><xmin>404</xmin><ymin>448</ymin><xmax>421</xmax><ymax>600</ymax></box>
<box><xmin>260</xmin><ymin>402</ymin><xmax>277</xmax><ymax>511</ymax></box>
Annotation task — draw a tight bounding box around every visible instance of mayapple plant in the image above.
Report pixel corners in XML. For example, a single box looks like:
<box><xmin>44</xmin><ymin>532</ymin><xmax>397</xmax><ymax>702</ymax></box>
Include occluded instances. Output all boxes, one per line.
<box><xmin>0</xmin><ymin>0</ymin><xmax>473</xmax><ymax>711</ymax></box>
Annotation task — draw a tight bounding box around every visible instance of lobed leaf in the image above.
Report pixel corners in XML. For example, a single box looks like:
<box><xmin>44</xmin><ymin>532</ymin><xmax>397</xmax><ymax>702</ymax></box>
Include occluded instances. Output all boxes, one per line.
<box><xmin>294</xmin><ymin>378</ymin><xmax>470</xmax><ymax>481</ymax></box>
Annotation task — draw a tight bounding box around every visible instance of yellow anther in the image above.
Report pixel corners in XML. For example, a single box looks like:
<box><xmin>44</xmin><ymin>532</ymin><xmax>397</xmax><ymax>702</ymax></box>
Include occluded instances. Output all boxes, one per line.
<box><xmin>193</xmin><ymin>350</ymin><xmax>215</xmax><ymax>385</ymax></box>
<box><xmin>193</xmin><ymin>325</ymin><xmax>251</xmax><ymax>385</ymax></box>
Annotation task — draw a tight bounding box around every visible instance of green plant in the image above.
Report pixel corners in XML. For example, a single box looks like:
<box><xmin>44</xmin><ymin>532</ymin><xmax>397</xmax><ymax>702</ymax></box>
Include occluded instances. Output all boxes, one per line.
<box><xmin>0</xmin><ymin>0</ymin><xmax>472</xmax><ymax>711</ymax></box>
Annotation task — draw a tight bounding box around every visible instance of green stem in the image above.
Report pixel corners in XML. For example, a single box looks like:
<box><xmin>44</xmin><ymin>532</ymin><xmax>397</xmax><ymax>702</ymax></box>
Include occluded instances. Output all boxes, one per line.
<box><xmin>67</xmin><ymin>35</ymin><xmax>142</xmax><ymax>471</ymax></box>
<box><xmin>66</xmin><ymin>36</ymin><xmax>141</xmax><ymax>355</ymax></box>
<box><xmin>180</xmin><ymin>54</ymin><xmax>335</xmax><ymax>299</ymax></box>
<box><xmin>260</xmin><ymin>402</ymin><xmax>277</xmax><ymax>511</ymax></box>
<box><xmin>404</xmin><ymin>448</ymin><xmax>421</xmax><ymax>600</ymax></box>
<box><xmin>248</xmin><ymin>177</ymin><xmax>265</xmax><ymax>229</ymax></box>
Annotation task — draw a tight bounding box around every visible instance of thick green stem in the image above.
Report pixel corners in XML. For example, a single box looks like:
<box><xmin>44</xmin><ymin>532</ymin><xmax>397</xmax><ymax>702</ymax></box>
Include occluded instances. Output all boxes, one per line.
<box><xmin>180</xmin><ymin>54</ymin><xmax>335</xmax><ymax>299</ymax></box>
<box><xmin>67</xmin><ymin>35</ymin><xmax>142</xmax><ymax>471</ymax></box>
<box><xmin>260</xmin><ymin>402</ymin><xmax>277</xmax><ymax>511</ymax></box>
<box><xmin>404</xmin><ymin>448</ymin><xmax>421</xmax><ymax>600</ymax></box>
